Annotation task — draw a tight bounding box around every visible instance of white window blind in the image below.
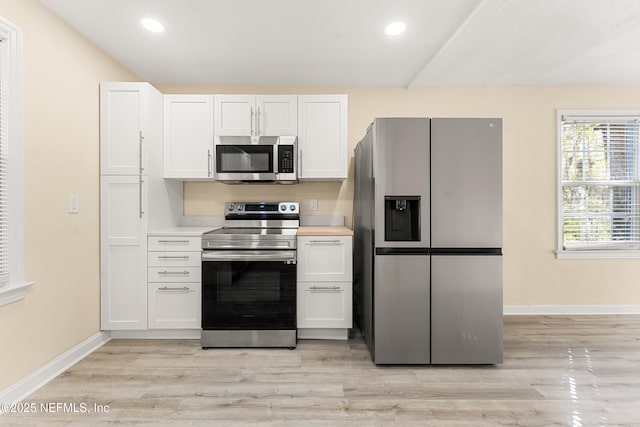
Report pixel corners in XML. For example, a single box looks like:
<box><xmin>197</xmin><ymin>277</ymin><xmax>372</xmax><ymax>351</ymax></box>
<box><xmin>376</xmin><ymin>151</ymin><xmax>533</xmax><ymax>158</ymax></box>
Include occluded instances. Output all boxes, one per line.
<box><xmin>0</xmin><ymin>32</ymin><xmax>9</xmax><ymax>286</ymax></box>
<box><xmin>560</xmin><ymin>114</ymin><xmax>640</xmax><ymax>251</ymax></box>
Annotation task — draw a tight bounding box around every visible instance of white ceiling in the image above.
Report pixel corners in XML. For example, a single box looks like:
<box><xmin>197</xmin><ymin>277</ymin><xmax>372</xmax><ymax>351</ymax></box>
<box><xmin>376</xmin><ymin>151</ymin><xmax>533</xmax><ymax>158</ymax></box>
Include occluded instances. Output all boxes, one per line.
<box><xmin>38</xmin><ymin>0</ymin><xmax>640</xmax><ymax>88</ymax></box>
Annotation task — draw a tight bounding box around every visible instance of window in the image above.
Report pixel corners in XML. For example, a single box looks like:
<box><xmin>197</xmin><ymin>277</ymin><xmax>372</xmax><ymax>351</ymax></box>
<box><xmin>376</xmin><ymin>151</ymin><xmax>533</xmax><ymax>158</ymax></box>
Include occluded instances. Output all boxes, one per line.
<box><xmin>0</xmin><ymin>16</ymin><xmax>30</xmax><ymax>305</ymax></box>
<box><xmin>557</xmin><ymin>110</ymin><xmax>640</xmax><ymax>258</ymax></box>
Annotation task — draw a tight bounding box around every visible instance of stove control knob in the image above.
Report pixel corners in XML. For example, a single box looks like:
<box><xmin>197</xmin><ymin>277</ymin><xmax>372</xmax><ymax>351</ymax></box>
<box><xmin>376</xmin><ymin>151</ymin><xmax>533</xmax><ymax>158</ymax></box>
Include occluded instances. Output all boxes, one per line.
<box><xmin>280</xmin><ymin>204</ymin><xmax>287</xmax><ymax>212</ymax></box>
<box><xmin>289</xmin><ymin>204</ymin><xmax>296</xmax><ymax>212</ymax></box>
<box><xmin>237</xmin><ymin>204</ymin><xmax>244</xmax><ymax>211</ymax></box>
<box><xmin>227</xmin><ymin>204</ymin><xmax>235</xmax><ymax>212</ymax></box>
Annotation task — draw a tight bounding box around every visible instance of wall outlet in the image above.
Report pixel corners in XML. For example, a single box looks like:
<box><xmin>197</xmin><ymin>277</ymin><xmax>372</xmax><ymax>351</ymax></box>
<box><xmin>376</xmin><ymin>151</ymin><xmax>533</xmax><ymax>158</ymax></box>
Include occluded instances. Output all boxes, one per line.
<box><xmin>68</xmin><ymin>195</ymin><xmax>80</xmax><ymax>214</ymax></box>
<box><xmin>309</xmin><ymin>199</ymin><xmax>318</xmax><ymax>211</ymax></box>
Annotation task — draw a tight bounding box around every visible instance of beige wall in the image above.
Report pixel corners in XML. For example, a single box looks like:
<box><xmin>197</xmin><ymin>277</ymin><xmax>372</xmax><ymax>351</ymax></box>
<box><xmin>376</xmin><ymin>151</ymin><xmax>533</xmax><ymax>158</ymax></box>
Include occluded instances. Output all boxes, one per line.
<box><xmin>0</xmin><ymin>0</ymin><xmax>139</xmax><ymax>390</ymax></box>
<box><xmin>160</xmin><ymin>84</ymin><xmax>640</xmax><ymax>308</ymax></box>
<box><xmin>1</xmin><ymin>0</ymin><xmax>639</xmax><ymax>394</ymax></box>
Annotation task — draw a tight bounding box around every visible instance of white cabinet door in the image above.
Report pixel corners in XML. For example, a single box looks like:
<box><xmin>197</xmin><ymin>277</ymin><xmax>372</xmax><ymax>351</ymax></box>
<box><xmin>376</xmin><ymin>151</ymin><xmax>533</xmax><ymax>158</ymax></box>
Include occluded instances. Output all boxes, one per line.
<box><xmin>297</xmin><ymin>236</ymin><xmax>352</xmax><ymax>282</ymax></box>
<box><xmin>215</xmin><ymin>95</ymin><xmax>298</xmax><ymax>136</ymax></box>
<box><xmin>100</xmin><ymin>82</ymin><xmax>148</xmax><ymax>176</ymax></box>
<box><xmin>100</xmin><ymin>175</ymin><xmax>147</xmax><ymax>330</ymax></box>
<box><xmin>148</xmin><ymin>283</ymin><xmax>201</xmax><ymax>329</ymax></box>
<box><xmin>256</xmin><ymin>95</ymin><xmax>297</xmax><ymax>136</ymax></box>
<box><xmin>297</xmin><ymin>95</ymin><xmax>348</xmax><ymax>180</ymax></box>
<box><xmin>297</xmin><ymin>281</ymin><xmax>352</xmax><ymax>328</ymax></box>
<box><xmin>163</xmin><ymin>95</ymin><xmax>214</xmax><ymax>179</ymax></box>
<box><xmin>214</xmin><ymin>95</ymin><xmax>254</xmax><ymax>136</ymax></box>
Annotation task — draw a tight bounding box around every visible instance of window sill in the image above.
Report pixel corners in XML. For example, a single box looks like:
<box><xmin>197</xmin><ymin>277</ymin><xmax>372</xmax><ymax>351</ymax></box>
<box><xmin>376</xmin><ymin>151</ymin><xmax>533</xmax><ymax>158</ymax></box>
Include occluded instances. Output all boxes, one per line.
<box><xmin>556</xmin><ymin>250</ymin><xmax>640</xmax><ymax>260</ymax></box>
<box><xmin>0</xmin><ymin>281</ymin><xmax>34</xmax><ymax>307</ymax></box>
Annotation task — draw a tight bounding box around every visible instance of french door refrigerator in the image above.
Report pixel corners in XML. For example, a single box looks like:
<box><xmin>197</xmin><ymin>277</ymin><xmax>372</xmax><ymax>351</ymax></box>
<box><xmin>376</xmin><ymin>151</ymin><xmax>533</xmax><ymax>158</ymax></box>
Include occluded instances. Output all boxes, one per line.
<box><xmin>353</xmin><ymin>117</ymin><xmax>503</xmax><ymax>365</ymax></box>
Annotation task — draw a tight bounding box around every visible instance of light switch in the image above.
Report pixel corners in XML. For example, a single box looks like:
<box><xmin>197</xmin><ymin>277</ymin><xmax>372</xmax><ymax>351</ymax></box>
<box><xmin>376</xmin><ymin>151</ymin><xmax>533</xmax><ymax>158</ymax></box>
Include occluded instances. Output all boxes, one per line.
<box><xmin>68</xmin><ymin>195</ymin><xmax>80</xmax><ymax>214</ymax></box>
<box><xmin>310</xmin><ymin>199</ymin><xmax>318</xmax><ymax>211</ymax></box>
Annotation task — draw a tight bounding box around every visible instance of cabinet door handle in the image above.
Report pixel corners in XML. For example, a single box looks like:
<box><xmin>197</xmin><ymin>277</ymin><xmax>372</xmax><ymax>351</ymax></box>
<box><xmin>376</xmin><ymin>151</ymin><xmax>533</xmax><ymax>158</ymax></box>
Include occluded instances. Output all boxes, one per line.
<box><xmin>257</xmin><ymin>107</ymin><xmax>261</xmax><ymax>136</ymax></box>
<box><xmin>157</xmin><ymin>240</ymin><xmax>190</xmax><ymax>244</ymax></box>
<box><xmin>139</xmin><ymin>131</ymin><xmax>145</xmax><ymax>174</ymax></box>
<box><xmin>250</xmin><ymin>107</ymin><xmax>255</xmax><ymax>136</ymax></box>
<box><xmin>159</xmin><ymin>286</ymin><xmax>190</xmax><ymax>291</ymax></box>
<box><xmin>158</xmin><ymin>270</ymin><xmax>190</xmax><ymax>275</ymax></box>
<box><xmin>139</xmin><ymin>177</ymin><xmax>145</xmax><ymax>219</ymax></box>
<box><xmin>207</xmin><ymin>149</ymin><xmax>212</xmax><ymax>177</ymax></box>
<box><xmin>139</xmin><ymin>131</ymin><xmax>145</xmax><ymax>218</ymax></box>
<box><xmin>158</xmin><ymin>255</ymin><xmax>190</xmax><ymax>260</ymax></box>
<box><xmin>310</xmin><ymin>285</ymin><xmax>341</xmax><ymax>290</ymax></box>
<box><xmin>298</xmin><ymin>148</ymin><xmax>302</xmax><ymax>177</ymax></box>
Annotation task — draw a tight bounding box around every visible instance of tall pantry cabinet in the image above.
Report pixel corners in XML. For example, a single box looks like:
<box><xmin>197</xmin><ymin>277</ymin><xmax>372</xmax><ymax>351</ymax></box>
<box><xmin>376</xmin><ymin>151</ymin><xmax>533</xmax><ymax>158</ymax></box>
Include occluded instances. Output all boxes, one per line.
<box><xmin>100</xmin><ymin>82</ymin><xmax>182</xmax><ymax>330</ymax></box>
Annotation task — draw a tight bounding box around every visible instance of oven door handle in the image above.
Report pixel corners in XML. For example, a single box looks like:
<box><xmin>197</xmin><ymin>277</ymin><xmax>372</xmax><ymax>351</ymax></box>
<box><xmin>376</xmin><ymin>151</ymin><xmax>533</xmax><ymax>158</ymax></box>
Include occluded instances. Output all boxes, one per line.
<box><xmin>202</xmin><ymin>250</ymin><xmax>297</xmax><ymax>263</ymax></box>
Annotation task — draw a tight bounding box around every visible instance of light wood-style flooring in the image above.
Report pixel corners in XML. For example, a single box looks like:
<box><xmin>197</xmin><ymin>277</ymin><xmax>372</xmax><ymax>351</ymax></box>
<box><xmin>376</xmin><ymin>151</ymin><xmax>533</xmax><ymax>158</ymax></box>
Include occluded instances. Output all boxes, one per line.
<box><xmin>3</xmin><ymin>316</ymin><xmax>640</xmax><ymax>426</ymax></box>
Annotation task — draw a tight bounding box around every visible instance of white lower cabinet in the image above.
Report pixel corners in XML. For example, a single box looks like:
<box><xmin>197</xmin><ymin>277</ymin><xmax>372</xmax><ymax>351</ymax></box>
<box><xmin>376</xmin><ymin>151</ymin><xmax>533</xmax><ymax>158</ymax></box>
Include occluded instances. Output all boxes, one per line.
<box><xmin>297</xmin><ymin>234</ymin><xmax>352</xmax><ymax>340</ymax></box>
<box><xmin>148</xmin><ymin>283</ymin><xmax>201</xmax><ymax>329</ymax></box>
<box><xmin>100</xmin><ymin>176</ymin><xmax>148</xmax><ymax>330</ymax></box>
<box><xmin>147</xmin><ymin>235</ymin><xmax>201</xmax><ymax>329</ymax></box>
<box><xmin>297</xmin><ymin>281</ymin><xmax>351</xmax><ymax>328</ymax></box>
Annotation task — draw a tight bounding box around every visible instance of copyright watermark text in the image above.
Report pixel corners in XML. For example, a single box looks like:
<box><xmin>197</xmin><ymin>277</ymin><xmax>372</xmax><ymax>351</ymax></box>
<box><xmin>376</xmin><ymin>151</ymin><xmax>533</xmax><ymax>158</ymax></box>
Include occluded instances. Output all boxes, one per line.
<box><xmin>1</xmin><ymin>402</ymin><xmax>110</xmax><ymax>414</ymax></box>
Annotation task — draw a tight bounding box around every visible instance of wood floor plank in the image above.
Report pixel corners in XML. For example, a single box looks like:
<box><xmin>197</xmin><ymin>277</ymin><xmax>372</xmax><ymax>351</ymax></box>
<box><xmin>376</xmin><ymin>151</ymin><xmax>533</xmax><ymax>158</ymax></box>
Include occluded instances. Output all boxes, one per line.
<box><xmin>2</xmin><ymin>315</ymin><xmax>640</xmax><ymax>426</ymax></box>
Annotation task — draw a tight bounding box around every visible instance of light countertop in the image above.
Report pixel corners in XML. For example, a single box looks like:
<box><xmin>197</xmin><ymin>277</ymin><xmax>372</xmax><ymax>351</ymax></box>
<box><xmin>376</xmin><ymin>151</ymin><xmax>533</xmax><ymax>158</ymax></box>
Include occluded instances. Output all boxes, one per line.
<box><xmin>297</xmin><ymin>226</ymin><xmax>353</xmax><ymax>236</ymax></box>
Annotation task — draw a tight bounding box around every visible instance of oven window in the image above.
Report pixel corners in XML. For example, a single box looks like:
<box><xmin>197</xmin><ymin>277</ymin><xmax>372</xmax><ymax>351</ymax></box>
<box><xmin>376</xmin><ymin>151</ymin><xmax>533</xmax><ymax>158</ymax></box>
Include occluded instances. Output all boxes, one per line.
<box><xmin>202</xmin><ymin>260</ymin><xmax>296</xmax><ymax>329</ymax></box>
<box><xmin>216</xmin><ymin>145</ymin><xmax>273</xmax><ymax>173</ymax></box>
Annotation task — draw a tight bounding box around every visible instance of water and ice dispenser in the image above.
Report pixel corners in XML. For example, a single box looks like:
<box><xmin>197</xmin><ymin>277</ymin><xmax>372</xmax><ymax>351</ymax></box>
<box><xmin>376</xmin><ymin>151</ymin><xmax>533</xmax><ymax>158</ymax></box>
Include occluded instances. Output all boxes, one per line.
<box><xmin>384</xmin><ymin>196</ymin><xmax>421</xmax><ymax>241</ymax></box>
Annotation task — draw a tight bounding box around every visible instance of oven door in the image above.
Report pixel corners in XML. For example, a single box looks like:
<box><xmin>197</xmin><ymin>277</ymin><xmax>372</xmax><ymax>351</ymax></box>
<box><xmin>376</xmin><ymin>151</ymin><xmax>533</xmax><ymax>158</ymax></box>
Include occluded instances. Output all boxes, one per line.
<box><xmin>201</xmin><ymin>250</ymin><xmax>296</xmax><ymax>330</ymax></box>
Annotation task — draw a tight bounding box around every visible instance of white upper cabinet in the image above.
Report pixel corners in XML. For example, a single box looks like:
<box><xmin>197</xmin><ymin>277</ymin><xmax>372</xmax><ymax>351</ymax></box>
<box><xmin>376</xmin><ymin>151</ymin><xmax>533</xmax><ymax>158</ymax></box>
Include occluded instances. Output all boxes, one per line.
<box><xmin>257</xmin><ymin>95</ymin><xmax>298</xmax><ymax>136</ymax></box>
<box><xmin>163</xmin><ymin>95</ymin><xmax>214</xmax><ymax>179</ymax></box>
<box><xmin>297</xmin><ymin>95</ymin><xmax>348</xmax><ymax>180</ymax></box>
<box><xmin>100</xmin><ymin>82</ymin><xmax>151</xmax><ymax>176</ymax></box>
<box><xmin>214</xmin><ymin>95</ymin><xmax>297</xmax><ymax>136</ymax></box>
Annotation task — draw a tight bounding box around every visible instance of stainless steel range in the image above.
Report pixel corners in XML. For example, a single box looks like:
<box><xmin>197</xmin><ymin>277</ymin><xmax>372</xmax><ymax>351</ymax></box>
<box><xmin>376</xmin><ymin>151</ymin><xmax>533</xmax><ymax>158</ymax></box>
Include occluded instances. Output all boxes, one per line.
<box><xmin>201</xmin><ymin>201</ymin><xmax>299</xmax><ymax>348</ymax></box>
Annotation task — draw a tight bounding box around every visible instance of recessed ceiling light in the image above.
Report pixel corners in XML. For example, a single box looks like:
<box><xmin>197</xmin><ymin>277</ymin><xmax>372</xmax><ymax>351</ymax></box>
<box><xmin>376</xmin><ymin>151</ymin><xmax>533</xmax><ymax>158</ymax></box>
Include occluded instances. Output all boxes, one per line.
<box><xmin>385</xmin><ymin>21</ymin><xmax>406</xmax><ymax>36</ymax></box>
<box><xmin>141</xmin><ymin>18</ymin><xmax>164</xmax><ymax>33</ymax></box>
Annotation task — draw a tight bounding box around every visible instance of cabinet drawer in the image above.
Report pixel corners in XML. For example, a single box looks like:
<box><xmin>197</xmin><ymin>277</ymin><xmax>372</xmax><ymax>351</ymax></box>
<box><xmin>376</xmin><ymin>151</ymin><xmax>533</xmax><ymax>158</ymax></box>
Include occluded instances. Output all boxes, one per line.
<box><xmin>297</xmin><ymin>281</ymin><xmax>352</xmax><ymax>329</ymax></box>
<box><xmin>148</xmin><ymin>266</ymin><xmax>201</xmax><ymax>283</ymax></box>
<box><xmin>148</xmin><ymin>236</ymin><xmax>201</xmax><ymax>252</ymax></box>
<box><xmin>148</xmin><ymin>251</ymin><xmax>201</xmax><ymax>267</ymax></box>
<box><xmin>148</xmin><ymin>282</ymin><xmax>201</xmax><ymax>329</ymax></box>
<box><xmin>297</xmin><ymin>236</ymin><xmax>352</xmax><ymax>282</ymax></box>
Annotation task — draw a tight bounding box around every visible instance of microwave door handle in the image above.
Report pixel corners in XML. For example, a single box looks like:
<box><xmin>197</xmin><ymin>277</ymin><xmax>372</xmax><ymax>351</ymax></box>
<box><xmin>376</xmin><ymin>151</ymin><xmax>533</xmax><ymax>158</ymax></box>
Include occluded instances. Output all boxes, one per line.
<box><xmin>274</xmin><ymin>142</ymin><xmax>278</xmax><ymax>175</ymax></box>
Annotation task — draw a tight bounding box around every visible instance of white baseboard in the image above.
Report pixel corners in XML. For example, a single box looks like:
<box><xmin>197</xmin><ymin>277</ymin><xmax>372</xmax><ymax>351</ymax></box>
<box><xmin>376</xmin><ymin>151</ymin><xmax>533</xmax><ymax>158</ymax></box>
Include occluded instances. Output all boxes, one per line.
<box><xmin>504</xmin><ymin>305</ymin><xmax>640</xmax><ymax>315</ymax></box>
<box><xmin>0</xmin><ymin>331</ymin><xmax>110</xmax><ymax>411</ymax></box>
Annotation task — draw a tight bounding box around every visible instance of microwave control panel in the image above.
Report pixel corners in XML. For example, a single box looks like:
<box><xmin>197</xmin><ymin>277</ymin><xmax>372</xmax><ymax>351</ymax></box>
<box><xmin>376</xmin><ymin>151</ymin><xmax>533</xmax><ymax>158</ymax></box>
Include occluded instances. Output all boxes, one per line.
<box><xmin>278</xmin><ymin>145</ymin><xmax>295</xmax><ymax>174</ymax></box>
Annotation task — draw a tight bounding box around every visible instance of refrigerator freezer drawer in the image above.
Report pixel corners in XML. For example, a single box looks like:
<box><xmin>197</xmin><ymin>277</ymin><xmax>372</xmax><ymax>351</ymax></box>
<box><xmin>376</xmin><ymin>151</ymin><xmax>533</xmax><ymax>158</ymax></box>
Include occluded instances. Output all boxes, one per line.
<box><xmin>431</xmin><ymin>255</ymin><xmax>503</xmax><ymax>364</ymax></box>
<box><xmin>373</xmin><ymin>254</ymin><xmax>430</xmax><ymax>364</ymax></box>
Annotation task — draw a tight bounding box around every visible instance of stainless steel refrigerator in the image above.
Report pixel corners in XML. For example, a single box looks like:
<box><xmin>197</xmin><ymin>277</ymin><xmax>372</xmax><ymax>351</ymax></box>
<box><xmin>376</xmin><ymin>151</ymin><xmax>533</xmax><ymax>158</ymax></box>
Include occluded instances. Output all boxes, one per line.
<box><xmin>353</xmin><ymin>117</ymin><xmax>503</xmax><ymax>365</ymax></box>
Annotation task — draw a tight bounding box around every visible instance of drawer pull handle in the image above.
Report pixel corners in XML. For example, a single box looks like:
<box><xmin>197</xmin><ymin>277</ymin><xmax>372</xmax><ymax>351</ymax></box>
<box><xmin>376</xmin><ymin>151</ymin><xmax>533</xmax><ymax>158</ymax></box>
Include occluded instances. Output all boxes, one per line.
<box><xmin>310</xmin><ymin>285</ymin><xmax>341</xmax><ymax>290</ymax></box>
<box><xmin>309</xmin><ymin>240</ymin><xmax>341</xmax><ymax>244</ymax></box>
<box><xmin>159</xmin><ymin>286</ymin><xmax>190</xmax><ymax>291</ymax></box>
<box><xmin>158</xmin><ymin>271</ymin><xmax>190</xmax><ymax>275</ymax></box>
<box><xmin>157</xmin><ymin>240</ymin><xmax>190</xmax><ymax>244</ymax></box>
<box><xmin>158</xmin><ymin>255</ymin><xmax>190</xmax><ymax>260</ymax></box>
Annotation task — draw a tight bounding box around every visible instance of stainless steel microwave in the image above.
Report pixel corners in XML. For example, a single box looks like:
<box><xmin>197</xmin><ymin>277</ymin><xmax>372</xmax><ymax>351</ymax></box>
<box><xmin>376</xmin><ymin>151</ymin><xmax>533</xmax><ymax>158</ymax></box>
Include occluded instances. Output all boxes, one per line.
<box><xmin>214</xmin><ymin>135</ymin><xmax>297</xmax><ymax>183</ymax></box>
